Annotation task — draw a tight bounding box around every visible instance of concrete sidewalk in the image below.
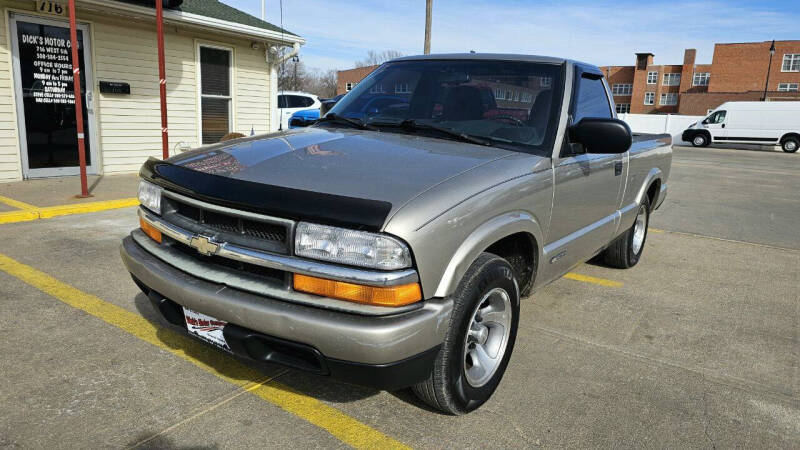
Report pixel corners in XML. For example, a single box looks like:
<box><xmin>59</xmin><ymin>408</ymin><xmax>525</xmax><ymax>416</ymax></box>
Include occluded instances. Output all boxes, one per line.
<box><xmin>0</xmin><ymin>174</ymin><xmax>139</xmax><ymax>208</ymax></box>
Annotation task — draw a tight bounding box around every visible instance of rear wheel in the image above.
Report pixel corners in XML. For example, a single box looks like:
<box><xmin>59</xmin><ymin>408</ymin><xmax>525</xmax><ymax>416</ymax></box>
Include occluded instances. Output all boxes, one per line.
<box><xmin>601</xmin><ymin>195</ymin><xmax>651</xmax><ymax>269</ymax></box>
<box><xmin>691</xmin><ymin>133</ymin><xmax>709</xmax><ymax>147</ymax></box>
<box><xmin>781</xmin><ymin>137</ymin><xmax>799</xmax><ymax>153</ymax></box>
<box><xmin>412</xmin><ymin>253</ymin><xmax>520</xmax><ymax>415</ymax></box>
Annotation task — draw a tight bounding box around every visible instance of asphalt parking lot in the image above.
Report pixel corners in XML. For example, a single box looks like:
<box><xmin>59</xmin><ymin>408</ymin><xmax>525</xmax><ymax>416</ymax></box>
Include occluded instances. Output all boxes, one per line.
<box><xmin>0</xmin><ymin>145</ymin><xmax>798</xmax><ymax>448</ymax></box>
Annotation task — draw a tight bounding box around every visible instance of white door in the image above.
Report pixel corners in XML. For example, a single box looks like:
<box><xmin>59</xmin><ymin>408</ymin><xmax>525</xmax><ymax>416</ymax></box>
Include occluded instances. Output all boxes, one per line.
<box><xmin>10</xmin><ymin>14</ymin><xmax>98</xmax><ymax>178</ymax></box>
<box><xmin>703</xmin><ymin>109</ymin><xmax>727</xmax><ymax>143</ymax></box>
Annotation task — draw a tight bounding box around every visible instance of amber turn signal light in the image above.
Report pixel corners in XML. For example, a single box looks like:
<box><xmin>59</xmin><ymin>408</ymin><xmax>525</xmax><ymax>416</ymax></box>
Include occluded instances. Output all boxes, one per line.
<box><xmin>140</xmin><ymin>217</ymin><xmax>162</xmax><ymax>243</ymax></box>
<box><xmin>293</xmin><ymin>274</ymin><xmax>422</xmax><ymax>307</ymax></box>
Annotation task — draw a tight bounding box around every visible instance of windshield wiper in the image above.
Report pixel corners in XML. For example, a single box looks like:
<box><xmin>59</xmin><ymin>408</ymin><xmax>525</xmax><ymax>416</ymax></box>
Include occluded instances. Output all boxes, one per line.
<box><xmin>368</xmin><ymin>118</ymin><xmax>493</xmax><ymax>146</ymax></box>
<box><xmin>316</xmin><ymin>113</ymin><xmax>378</xmax><ymax>131</ymax></box>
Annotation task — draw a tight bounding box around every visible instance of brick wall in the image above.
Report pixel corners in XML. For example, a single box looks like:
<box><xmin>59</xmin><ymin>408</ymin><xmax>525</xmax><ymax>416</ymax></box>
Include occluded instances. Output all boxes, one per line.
<box><xmin>708</xmin><ymin>41</ymin><xmax>800</xmax><ymax>93</ymax></box>
<box><xmin>602</xmin><ymin>41</ymin><xmax>800</xmax><ymax>115</ymax></box>
<box><xmin>336</xmin><ymin>65</ymin><xmax>379</xmax><ymax>95</ymax></box>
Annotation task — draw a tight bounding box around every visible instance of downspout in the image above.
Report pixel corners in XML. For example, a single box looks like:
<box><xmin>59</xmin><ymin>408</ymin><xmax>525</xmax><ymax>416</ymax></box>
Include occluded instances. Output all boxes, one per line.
<box><xmin>266</xmin><ymin>42</ymin><xmax>300</xmax><ymax>132</ymax></box>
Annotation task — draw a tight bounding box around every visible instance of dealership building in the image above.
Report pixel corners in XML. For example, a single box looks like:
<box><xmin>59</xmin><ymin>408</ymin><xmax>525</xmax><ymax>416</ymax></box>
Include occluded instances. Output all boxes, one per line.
<box><xmin>0</xmin><ymin>0</ymin><xmax>303</xmax><ymax>182</ymax></box>
<box><xmin>601</xmin><ymin>40</ymin><xmax>800</xmax><ymax>116</ymax></box>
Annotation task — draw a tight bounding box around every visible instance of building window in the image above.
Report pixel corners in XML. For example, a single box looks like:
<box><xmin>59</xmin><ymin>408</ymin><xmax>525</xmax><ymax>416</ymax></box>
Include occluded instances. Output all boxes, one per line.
<box><xmin>647</xmin><ymin>71</ymin><xmax>658</xmax><ymax>84</ymax></box>
<box><xmin>612</xmin><ymin>83</ymin><xmax>632</xmax><ymax>95</ymax></box>
<box><xmin>540</xmin><ymin>77</ymin><xmax>552</xmax><ymax>88</ymax></box>
<box><xmin>615</xmin><ymin>103</ymin><xmax>631</xmax><ymax>114</ymax></box>
<box><xmin>693</xmin><ymin>72</ymin><xmax>710</xmax><ymax>86</ymax></box>
<box><xmin>662</xmin><ymin>73</ymin><xmax>681</xmax><ymax>86</ymax></box>
<box><xmin>199</xmin><ymin>45</ymin><xmax>232</xmax><ymax>145</ymax></box>
<box><xmin>644</xmin><ymin>92</ymin><xmax>655</xmax><ymax>105</ymax></box>
<box><xmin>395</xmin><ymin>83</ymin><xmax>411</xmax><ymax>94</ymax></box>
<box><xmin>521</xmin><ymin>92</ymin><xmax>533</xmax><ymax>103</ymax></box>
<box><xmin>660</xmin><ymin>93</ymin><xmax>678</xmax><ymax>105</ymax></box>
<box><xmin>782</xmin><ymin>54</ymin><xmax>800</xmax><ymax>72</ymax></box>
<box><xmin>345</xmin><ymin>82</ymin><xmax>354</xmax><ymax>91</ymax></box>
<box><xmin>777</xmin><ymin>83</ymin><xmax>799</xmax><ymax>92</ymax></box>
<box><xmin>369</xmin><ymin>83</ymin><xmax>385</xmax><ymax>94</ymax></box>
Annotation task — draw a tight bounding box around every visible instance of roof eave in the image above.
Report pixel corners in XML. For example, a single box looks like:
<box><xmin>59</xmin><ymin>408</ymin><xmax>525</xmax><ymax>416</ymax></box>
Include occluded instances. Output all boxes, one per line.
<box><xmin>80</xmin><ymin>0</ymin><xmax>304</xmax><ymax>45</ymax></box>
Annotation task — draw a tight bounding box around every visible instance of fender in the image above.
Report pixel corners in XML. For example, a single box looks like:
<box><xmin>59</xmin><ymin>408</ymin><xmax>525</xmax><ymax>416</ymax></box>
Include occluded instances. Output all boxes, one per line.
<box><xmin>636</xmin><ymin>167</ymin><xmax>663</xmax><ymax>206</ymax></box>
<box><xmin>433</xmin><ymin>211</ymin><xmax>544</xmax><ymax>298</ymax></box>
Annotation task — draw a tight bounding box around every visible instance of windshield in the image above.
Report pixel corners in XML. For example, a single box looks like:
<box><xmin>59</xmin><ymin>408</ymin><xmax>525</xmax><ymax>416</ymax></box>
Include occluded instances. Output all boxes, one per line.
<box><xmin>323</xmin><ymin>60</ymin><xmax>563</xmax><ymax>152</ymax></box>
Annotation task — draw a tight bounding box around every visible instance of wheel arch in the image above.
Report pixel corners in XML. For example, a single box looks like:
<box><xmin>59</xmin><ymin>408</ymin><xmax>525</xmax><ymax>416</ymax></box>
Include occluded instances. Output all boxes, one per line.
<box><xmin>433</xmin><ymin>212</ymin><xmax>543</xmax><ymax>299</ymax></box>
<box><xmin>779</xmin><ymin>132</ymin><xmax>800</xmax><ymax>144</ymax></box>
<box><xmin>636</xmin><ymin>168</ymin><xmax>663</xmax><ymax>209</ymax></box>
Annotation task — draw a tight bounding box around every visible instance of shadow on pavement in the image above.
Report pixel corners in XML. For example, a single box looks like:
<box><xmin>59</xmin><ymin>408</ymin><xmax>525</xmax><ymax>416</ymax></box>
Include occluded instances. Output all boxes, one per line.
<box><xmin>131</xmin><ymin>292</ymin><xmax>381</xmax><ymax>405</ymax></box>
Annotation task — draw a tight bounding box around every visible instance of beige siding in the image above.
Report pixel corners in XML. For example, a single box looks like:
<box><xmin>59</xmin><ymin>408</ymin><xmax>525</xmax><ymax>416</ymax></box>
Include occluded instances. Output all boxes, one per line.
<box><xmin>0</xmin><ymin>2</ymin><xmax>273</xmax><ymax>180</ymax></box>
<box><xmin>0</xmin><ymin>3</ymin><xmax>23</xmax><ymax>181</ymax></box>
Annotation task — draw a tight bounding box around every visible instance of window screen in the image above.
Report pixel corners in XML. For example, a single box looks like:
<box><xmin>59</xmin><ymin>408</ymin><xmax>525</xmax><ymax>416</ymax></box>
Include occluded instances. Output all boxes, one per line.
<box><xmin>200</xmin><ymin>46</ymin><xmax>232</xmax><ymax>144</ymax></box>
<box><xmin>574</xmin><ymin>75</ymin><xmax>612</xmax><ymax>122</ymax></box>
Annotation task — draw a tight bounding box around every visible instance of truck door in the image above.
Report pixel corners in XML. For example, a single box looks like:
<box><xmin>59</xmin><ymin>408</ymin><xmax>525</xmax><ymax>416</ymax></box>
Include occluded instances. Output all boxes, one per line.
<box><xmin>544</xmin><ymin>69</ymin><xmax>625</xmax><ymax>278</ymax></box>
<box><xmin>703</xmin><ymin>109</ymin><xmax>727</xmax><ymax>143</ymax></box>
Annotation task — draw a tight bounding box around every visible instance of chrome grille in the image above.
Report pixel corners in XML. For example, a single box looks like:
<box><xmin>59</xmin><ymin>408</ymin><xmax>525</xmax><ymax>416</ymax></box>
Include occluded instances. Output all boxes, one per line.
<box><xmin>161</xmin><ymin>192</ymin><xmax>291</xmax><ymax>254</ymax></box>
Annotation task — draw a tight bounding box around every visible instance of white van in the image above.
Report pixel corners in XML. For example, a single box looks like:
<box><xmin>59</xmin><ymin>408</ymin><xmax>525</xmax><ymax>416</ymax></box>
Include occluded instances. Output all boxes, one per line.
<box><xmin>682</xmin><ymin>101</ymin><xmax>800</xmax><ymax>153</ymax></box>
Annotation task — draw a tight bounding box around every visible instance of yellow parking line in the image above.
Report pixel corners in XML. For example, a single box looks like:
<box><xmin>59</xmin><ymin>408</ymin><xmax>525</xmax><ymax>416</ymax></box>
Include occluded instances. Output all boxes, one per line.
<box><xmin>37</xmin><ymin>198</ymin><xmax>140</xmax><ymax>219</ymax></box>
<box><xmin>0</xmin><ymin>198</ymin><xmax>139</xmax><ymax>224</ymax></box>
<box><xmin>564</xmin><ymin>272</ymin><xmax>623</xmax><ymax>288</ymax></box>
<box><xmin>0</xmin><ymin>194</ymin><xmax>38</xmax><ymax>211</ymax></box>
<box><xmin>648</xmin><ymin>227</ymin><xmax>664</xmax><ymax>233</ymax></box>
<box><xmin>0</xmin><ymin>253</ymin><xmax>409</xmax><ymax>450</ymax></box>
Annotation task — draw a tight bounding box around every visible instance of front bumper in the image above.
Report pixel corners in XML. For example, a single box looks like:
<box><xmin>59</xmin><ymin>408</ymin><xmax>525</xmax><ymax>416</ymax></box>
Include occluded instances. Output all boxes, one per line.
<box><xmin>120</xmin><ymin>235</ymin><xmax>451</xmax><ymax>370</ymax></box>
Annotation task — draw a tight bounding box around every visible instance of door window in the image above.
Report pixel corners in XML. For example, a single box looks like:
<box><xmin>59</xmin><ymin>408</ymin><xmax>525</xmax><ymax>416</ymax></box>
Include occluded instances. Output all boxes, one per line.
<box><xmin>199</xmin><ymin>46</ymin><xmax>232</xmax><ymax>144</ymax></box>
<box><xmin>703</xmin><ymin>110</ymin><xmax>726</xmax><ymax>124</ymax></box>
<box><xmin>573</xmin><ymin>74</ymin><xmax>612</xmax><ymax>122</ymax></box>
<box><xmin>286</xmin><ymin>95</ymin><xmax>314</xmax><ymax>108</ymax></box>
<box><xmin>15</xmin><ymin>20</ymin><xmax>91</xmax><ymax>169</ymax></box>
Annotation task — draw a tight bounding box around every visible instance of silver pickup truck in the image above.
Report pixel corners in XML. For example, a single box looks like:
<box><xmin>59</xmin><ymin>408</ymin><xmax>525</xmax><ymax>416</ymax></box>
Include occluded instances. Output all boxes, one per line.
<box><xmin>121</xmin><ymin>54</ymin><xmax>671</xmax><ymax>414</ymax></box>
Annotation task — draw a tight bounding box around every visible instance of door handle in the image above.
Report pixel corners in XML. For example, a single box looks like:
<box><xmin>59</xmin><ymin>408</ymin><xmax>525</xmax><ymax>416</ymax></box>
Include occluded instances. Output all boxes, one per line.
<box><xmin>614</xmin><ymin>161</ymin><xmax>622</xmax><ymax>176</ymax></box>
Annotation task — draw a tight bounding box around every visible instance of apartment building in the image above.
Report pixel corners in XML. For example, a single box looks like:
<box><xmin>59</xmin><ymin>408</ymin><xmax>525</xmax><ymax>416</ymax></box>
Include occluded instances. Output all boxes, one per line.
<box><xmin>601</xmin><ymin>40</ymin><xmax>800</xmax><ymax>115</ymax></box>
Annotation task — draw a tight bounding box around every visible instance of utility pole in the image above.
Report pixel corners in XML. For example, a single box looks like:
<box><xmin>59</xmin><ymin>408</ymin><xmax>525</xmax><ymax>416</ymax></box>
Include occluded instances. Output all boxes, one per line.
<box><xmin>424</xmin><ymin>0</ymin><xmax>432</xmax><ymax>54</ymax></box>
<box><xmin>261</xmin><ymin>0</ymin><xmax>265</xmax><ymax>20</ymax></box>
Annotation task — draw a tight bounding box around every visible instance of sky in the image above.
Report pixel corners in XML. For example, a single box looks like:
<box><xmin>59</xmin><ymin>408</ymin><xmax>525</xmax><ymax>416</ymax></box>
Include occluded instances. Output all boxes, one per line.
<box><xmin>222</xmin><ymin>0</ymin><xmax>800</xmax><ymax>73</ymax></box>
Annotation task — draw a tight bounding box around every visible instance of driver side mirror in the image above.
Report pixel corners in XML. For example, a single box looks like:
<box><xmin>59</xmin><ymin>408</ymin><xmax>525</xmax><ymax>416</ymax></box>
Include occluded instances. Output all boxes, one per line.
<box><xmin>320</xmin><ymin>98</ymin><xmax>338</xmax><ymax>116</ymax></box>
<box><xmin>568</xmin><ymin>118</ymin><xmax>632</xmax><ymax>154</ymax></box>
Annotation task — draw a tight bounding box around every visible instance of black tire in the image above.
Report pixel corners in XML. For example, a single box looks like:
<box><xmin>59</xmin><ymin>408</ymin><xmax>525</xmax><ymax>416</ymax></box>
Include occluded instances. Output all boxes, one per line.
<box><xmin>691</xmin><ymin>132</ymin><xmax>709</xmax><ymax>147</ymax></box>
<box><xmin>601</xmin><ymin>195</ymin><xmax>651</xmax><ymax>269</ymax></box>
<box><xmin>412</xmin><ymin>253</ymin><xmax>520</xmax><ymax>415</ymax></box>
<box><xmin>781</xmin><ymin>137</ymin><xmax>799</xmax><ymax>153</ymax></box>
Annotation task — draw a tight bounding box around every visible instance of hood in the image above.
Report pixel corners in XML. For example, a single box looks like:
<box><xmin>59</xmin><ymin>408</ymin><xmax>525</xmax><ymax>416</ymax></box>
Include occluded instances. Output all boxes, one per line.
<box><xmin>152</xmin><ymin>127</ymin><xmax>515</xmax><ymax>230</ymax></box>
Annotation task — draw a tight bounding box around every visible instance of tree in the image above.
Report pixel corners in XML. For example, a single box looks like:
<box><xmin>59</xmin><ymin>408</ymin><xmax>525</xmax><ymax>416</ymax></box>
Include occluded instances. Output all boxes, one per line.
<box><xmin>355</xmin><ymin>50</ymin><xmax>405</xmax><ymax>68</ymax></box>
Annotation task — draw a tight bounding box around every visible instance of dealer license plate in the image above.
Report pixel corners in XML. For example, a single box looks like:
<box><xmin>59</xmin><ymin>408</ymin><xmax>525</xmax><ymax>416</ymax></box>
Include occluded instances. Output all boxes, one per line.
<box><xmin>183</xmin><ymin>307</ymin><xmax>231</xmax><ymax>352</ymax></box>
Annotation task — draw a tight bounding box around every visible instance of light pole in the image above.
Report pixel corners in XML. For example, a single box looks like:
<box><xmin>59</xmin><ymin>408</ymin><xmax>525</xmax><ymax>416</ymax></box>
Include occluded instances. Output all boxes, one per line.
<box><xmin>762</xmin><ymin>40</ymin><xmax>776</xmax><ymax>101</ymax></box>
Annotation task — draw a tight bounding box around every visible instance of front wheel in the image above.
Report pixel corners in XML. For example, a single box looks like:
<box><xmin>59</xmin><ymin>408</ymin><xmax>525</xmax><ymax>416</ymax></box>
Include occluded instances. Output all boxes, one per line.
<box><xmin>691</xmin><ymin>133</ymin><xmax>709</xmax><ymax>147</ymax></box>
<box><xmin>412</xmin><ymin>253</ymin><xmax>520</xmax><ymax>415</ymax></box>
<box><xmin>781</xmin><ymin>137</ymin><xmax>799</xmax><ymax>153</ymax></box>
<box><xmin>601</xmin><ymin>195</ymin><xmax>651</xmax><ymax>269</ymax></box>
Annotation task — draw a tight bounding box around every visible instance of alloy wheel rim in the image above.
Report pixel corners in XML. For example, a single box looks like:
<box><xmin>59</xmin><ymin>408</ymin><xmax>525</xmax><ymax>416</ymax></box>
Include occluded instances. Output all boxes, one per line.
<box><xmin>463</xmin><ymin>287</ymin><xmax>512</xmax><ymax>388</ymax></box>
<box><xmin>632</xmin><ymin>204</ymin><xmax>647</xmax><ymax>255</ymax></box>
<box><xmin>694</xmin><ymin>136</ymin><xmax>705</xmax><ymax>146</ymax></box>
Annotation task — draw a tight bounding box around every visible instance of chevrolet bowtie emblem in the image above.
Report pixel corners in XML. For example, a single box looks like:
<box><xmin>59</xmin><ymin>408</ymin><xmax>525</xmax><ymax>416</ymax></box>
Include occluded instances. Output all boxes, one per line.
<box><xmin>189</xmin><ymin>235</ymin><xmax>220</xmax><ymax>256</ymax></box>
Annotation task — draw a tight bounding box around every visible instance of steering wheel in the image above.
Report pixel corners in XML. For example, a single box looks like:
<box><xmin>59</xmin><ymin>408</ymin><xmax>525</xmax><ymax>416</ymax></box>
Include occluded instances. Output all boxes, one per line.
<box><xmin>490</xmin><ymin>115</ymin><xmax>525</xmax><ymax>127</ymax></box>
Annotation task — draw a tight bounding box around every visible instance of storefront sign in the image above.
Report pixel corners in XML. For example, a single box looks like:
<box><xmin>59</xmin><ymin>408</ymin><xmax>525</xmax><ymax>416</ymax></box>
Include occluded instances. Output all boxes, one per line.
<box><xmin>19</xmin><ymin>29</ymin><xmax>74</xmax><ymax>104</ymax></box>
<box><xmin>35</xmin><ymin>1</ymin><xmax>66</xmax><ymax>16</ymax></box>
<box><xmin>99</xmin><ymin>81</ymin><xmax>131</xmax><ymax>95</ymax></box>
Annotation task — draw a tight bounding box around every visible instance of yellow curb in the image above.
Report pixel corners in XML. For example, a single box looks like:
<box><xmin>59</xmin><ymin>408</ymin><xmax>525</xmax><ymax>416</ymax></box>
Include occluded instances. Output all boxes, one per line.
<box><xmin>564</xmin><ymin>272</ymin><xmax>624</xmax><ymax>288</ymax></box>
<box><xmin>0</xmin><ymin>198</ymin><xmax>139</xmax><ymax>224</ymax></box>
<box><xmin>0</xmin><ymin>194</ymin><xmax>38</xmax><ymax>211</ymax></box>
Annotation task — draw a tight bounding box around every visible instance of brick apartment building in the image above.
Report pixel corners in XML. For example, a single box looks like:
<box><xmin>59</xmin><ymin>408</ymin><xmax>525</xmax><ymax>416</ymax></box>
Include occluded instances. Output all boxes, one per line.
<box><xmin>602</xmin><ymin>40</ymin><xmax>800</xmax><ymax>115</ymax></box>
<box><xmin>336</xmin><ymin>65</ymin><xmax>379</xmax><ymax>95</ymax></box>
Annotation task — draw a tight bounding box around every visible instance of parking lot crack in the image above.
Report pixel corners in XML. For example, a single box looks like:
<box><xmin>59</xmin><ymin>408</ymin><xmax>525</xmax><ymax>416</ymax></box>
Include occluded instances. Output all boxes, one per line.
<box><xmin>126</xmin><ymin>369</ymin><xmax>290</xmax><ymax>449</ymax></box>
<box><xmin>701</xmin><ymin>381</ymin><xmax>717</xmax><ymax>450</ymax></box>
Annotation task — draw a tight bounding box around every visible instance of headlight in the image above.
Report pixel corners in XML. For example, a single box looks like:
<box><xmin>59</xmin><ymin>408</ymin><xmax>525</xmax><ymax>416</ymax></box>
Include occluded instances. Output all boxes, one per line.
<box><xmin>294</xmin><ymin>222</ymin><xmax>412</xmax><ymax>270</ymax></box>
<box><xmin>138</xmin><ymin>180</ymin><xmax>162</xmax><ymax>214</ymax></box>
